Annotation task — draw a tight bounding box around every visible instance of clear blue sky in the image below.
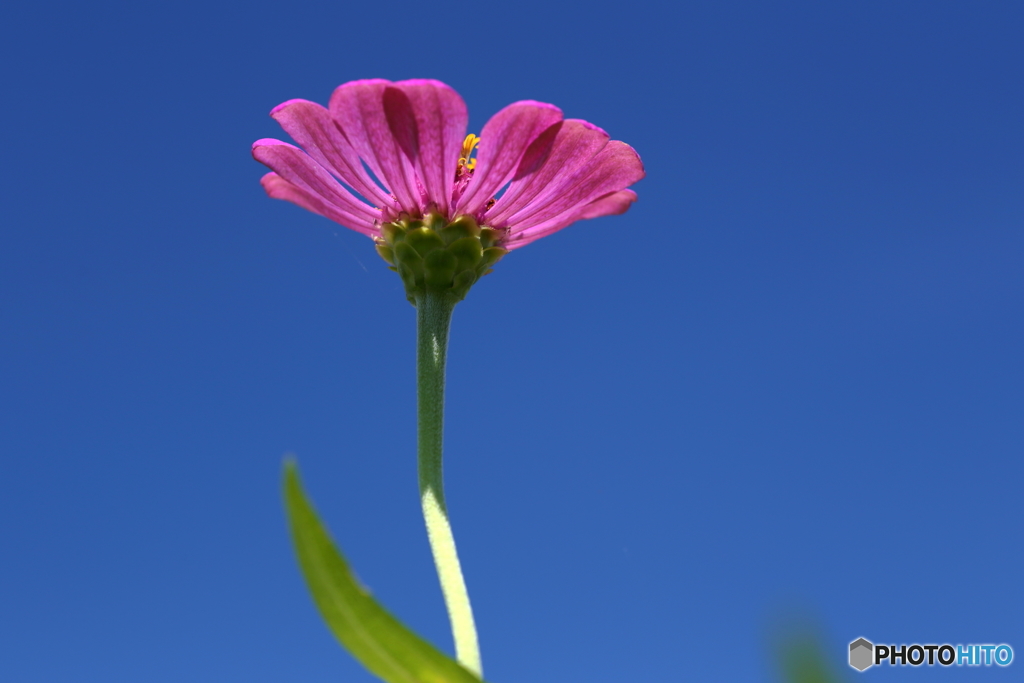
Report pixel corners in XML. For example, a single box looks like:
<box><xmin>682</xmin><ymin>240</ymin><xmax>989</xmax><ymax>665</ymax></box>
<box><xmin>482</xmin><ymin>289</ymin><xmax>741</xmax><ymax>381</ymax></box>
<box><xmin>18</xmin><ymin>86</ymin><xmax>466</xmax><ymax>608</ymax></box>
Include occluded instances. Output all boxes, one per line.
<box><xmin>1</xmin><ymin>1</ymin><xmax>1021</xmax><ymax>682</ymax></box>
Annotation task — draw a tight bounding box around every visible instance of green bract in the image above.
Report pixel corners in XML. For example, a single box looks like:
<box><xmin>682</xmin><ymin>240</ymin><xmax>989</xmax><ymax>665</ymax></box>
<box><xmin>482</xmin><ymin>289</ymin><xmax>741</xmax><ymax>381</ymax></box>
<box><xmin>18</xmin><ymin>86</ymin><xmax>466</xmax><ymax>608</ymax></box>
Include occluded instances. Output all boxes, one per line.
<box><xmin>375</xmin><ymin>214</ymin><xmax>508</xmax><ymax>303</ymax></box>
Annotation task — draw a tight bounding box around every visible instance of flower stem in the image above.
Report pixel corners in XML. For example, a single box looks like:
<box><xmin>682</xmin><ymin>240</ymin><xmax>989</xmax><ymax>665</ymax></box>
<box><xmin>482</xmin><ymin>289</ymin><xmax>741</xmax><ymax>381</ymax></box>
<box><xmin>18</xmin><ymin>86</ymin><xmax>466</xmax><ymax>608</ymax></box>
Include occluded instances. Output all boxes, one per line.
<box><xmin>415</xmin><ymin>291</ymin><xmax>482</xmax><ymax>677</ymax></box>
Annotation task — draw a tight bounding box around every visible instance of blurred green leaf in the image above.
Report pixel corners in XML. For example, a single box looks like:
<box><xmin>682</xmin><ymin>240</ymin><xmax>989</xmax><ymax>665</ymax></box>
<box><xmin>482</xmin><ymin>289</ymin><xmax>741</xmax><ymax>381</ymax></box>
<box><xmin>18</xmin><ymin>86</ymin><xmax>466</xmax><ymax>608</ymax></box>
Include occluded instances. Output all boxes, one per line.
<box><xmin>778</xmin><ymin>637</ymin><xmax>844</xmax><ymax>683</ymax></box>
<box><xmin>283</xmin><ymin>461</ymin><xmax>484</xmax><ymax>683</ymax></box>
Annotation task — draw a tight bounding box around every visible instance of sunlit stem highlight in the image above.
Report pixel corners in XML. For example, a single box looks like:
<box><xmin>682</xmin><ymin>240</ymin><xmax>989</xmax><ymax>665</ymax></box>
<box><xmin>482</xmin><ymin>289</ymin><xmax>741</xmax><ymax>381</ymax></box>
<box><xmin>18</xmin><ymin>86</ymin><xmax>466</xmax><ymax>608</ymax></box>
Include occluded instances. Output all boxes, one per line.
<box><xmin>415</xmin><ymin>291</ymin><xmax>481</xmax><ymax>677</ymax></box>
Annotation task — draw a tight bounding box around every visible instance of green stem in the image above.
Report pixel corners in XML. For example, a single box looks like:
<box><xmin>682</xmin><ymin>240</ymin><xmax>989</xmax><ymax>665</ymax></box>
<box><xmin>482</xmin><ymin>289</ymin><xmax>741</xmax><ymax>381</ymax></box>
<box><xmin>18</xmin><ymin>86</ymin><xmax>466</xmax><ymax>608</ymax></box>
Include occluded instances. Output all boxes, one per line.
<box><xmin>415</xmin><ymin>291</ymin><xmax>482</xmax><ymax>677</ymax></box>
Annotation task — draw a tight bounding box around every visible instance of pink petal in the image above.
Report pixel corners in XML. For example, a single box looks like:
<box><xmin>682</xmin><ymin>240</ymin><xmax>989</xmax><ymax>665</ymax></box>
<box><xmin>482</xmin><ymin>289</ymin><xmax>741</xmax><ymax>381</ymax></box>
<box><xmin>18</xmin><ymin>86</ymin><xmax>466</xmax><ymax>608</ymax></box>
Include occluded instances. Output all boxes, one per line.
<box><xmin>329</xmin><ymin>79</ymin><xmax>422</xmax><ymax>216</ymax></box>
<box><xmin>260</xmin><ymin>173</ymin><xmax>379</xmax><ymax>237</ymax></box>
<box><xmin>270</xmin><ymin>99</ymin><xmax>395</xmax><ymax>210</ymax></box>
<box><xmin>387</xmin><ymin>80</ymin><xmax>468</xmax><ymax>213</ymax></box>
<box><xmin>485</xmin><ymin>119</ymin><xmax>611</xmax><ymax>225</ymax></box>
<box><xmin>455</xmin><ymin>101</ymin><xmax>564</xmax><ymax>217</ymax></box>
<box><xmin>504</xmin><ymin>190</ymin><xmax>638</xmax><ymax>249</ymax></box>
<box><xmin>252</xmin><ymin>139</ymin><xmax>381</xmax><ymax>232</ymax></box>
<box><xmin>494</xmin><ymin>140</ymin><xmax>644</xmax><ymax>231</ymax></box>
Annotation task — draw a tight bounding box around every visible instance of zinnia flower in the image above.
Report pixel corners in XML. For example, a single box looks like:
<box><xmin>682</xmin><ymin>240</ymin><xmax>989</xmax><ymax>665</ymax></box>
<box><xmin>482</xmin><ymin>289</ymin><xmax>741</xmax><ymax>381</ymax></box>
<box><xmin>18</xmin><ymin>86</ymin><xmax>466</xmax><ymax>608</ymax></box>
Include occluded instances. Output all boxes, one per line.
<box><xmin>253</xmin><ymin>78</ymin><xmax>644</xmax><ymax>300</ymax></box>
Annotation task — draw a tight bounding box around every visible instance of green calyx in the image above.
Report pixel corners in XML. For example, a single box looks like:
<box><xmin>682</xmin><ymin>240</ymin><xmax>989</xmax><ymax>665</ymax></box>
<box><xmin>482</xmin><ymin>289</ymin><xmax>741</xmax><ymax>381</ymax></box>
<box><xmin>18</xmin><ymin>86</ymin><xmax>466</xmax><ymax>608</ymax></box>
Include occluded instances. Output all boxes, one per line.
<box><xmin>375</xmin><ymin>214</ymin><xmax>508</xmax><ymax>304</ymax></box>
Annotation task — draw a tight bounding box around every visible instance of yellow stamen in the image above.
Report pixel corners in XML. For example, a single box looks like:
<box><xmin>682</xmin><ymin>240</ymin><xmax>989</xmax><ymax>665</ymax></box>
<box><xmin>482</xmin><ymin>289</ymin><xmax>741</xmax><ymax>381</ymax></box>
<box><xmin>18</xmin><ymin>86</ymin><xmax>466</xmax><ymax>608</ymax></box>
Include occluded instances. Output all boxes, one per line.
<box><xmin>458</xmin><ymin>133</ymin><xmax>480</xmax><ymax>171</ymax></box>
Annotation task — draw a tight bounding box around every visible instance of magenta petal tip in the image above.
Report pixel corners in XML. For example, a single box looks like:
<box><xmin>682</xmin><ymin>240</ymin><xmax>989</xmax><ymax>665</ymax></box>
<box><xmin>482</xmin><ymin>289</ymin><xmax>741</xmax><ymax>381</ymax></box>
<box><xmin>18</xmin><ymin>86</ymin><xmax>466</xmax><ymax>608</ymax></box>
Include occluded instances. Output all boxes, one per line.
<box><xmin>270</xmin><ymin>98</ymin><xmax>313</xmax><ymax>116</ymax></box>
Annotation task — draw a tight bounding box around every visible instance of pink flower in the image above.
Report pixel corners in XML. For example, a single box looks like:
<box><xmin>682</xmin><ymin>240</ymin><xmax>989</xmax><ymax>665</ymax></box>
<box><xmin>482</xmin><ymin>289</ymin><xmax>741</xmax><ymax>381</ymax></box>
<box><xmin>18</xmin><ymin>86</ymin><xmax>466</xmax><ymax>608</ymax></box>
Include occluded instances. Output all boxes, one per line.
<box><xmin>252</xmin><ymin>79</ymin><xmax>644</xmax><ymax>250</ymax></box>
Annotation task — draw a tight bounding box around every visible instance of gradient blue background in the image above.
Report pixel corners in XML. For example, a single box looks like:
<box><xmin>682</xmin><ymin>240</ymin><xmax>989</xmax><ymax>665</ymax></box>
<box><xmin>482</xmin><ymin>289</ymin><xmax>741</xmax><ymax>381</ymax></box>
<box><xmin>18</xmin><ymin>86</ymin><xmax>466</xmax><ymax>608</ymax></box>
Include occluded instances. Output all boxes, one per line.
<box><xmin>1</xmin><ymin>1</ymin><xmax>1021</xmax><ymax>681</ymax></box>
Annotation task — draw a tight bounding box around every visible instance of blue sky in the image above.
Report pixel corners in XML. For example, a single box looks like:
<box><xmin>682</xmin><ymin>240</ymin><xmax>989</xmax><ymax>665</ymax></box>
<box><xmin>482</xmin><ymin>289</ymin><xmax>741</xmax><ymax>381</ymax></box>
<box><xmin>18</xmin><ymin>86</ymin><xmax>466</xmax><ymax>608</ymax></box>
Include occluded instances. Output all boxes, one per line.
<box><xmin>1</xmin><ymin>1</ymin><xmax>1021</xmax><ymax>681</ymax></box>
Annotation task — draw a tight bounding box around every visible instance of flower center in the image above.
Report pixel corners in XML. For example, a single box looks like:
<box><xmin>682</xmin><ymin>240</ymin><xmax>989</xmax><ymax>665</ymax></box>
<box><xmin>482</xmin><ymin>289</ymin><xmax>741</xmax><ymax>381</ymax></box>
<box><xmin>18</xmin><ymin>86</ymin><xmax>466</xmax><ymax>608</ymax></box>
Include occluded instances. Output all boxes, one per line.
<box><xmin>457</xmin><ymin>134</ymin><xmax>480</xmax><ymax>174</ymax></box>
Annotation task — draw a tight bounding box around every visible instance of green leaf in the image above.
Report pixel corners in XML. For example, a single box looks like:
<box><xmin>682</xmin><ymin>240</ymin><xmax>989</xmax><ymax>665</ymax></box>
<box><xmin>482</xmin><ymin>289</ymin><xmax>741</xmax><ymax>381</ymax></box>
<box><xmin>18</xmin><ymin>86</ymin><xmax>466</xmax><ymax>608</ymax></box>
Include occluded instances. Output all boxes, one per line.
<box><xmin>778</xmin><ymin>637</ymin><xmax>845</xmax><ymax>683</ymax></box>
<box><xmin>283</xmin><ymin>461</ymin><xmax>485</xmax><ymax>683</ymax></box>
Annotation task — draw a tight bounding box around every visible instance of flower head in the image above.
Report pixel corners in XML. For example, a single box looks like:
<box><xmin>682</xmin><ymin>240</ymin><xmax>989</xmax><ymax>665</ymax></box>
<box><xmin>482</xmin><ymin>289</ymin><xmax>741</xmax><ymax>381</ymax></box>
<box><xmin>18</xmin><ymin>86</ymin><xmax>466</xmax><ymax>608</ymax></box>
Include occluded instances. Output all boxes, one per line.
<box><xmin>253</xmin><ymin>79</ymin><xmax>644</xmax><ymax>300</ymax></box>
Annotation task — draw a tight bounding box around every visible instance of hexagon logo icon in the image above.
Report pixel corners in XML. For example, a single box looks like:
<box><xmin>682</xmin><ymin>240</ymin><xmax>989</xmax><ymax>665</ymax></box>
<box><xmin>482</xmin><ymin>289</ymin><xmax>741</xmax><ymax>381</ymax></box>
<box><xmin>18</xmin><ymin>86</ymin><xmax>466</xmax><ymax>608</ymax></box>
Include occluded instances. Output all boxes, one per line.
<box><xmin>849</xmin><ymin>638</ymin><xmax>874</xmax><ymax>671</ymax></box>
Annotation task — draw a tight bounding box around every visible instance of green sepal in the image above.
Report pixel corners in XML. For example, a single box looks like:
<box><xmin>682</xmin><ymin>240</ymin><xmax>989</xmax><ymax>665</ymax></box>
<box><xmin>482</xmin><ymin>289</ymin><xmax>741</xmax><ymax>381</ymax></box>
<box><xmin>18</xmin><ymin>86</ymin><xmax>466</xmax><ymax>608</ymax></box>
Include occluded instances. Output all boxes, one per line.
<box><xmin>479</xmin><ymin>228</ymin><xmax>502</xmax><ymax>249</ymax></box>
<box><xmin>380</xmin><ymin>221</ymin><xmax>402</xmax><ymax>244</ymax></box>
<box><xmin>283</xmin><ymin>460</ymin><xmax>485</xmax><ymax>683</ymax></box>
<box><xmin>406</xmin><ymin>227</ymin><xmax>446</xmax><ymax>257</ymax></box>
<box><xmin>375</xmin><ymin>243</ymin><xmax>395</xmax><ymax>266</ymax></box>
<box><xmin>375</xmin><ymin>214</ymin><xmax>508</xmax><ymax>304</ymax></box>
<box><xmin>452</xmin><ymin>270</ymin><xmax>478</xmax><ymax>293</ymax></box>
<box><xmin>479</xmin><ymin>247</ymin><xmax>508</xmax><ymax>271</ymax></box>
<box><xmin>448</xmin><ymin>237</ymin><xmax>484</xmax><ymax>273</ymax></box>
<box><xmin>424</xmin><ymin>249</ymin><xmax>458</xmax><ymax>288</ymax></box>
<box><xmin>439</xmin><ymin>216</ymin><xmax>482</xmax><ymax>244</ymax></box>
